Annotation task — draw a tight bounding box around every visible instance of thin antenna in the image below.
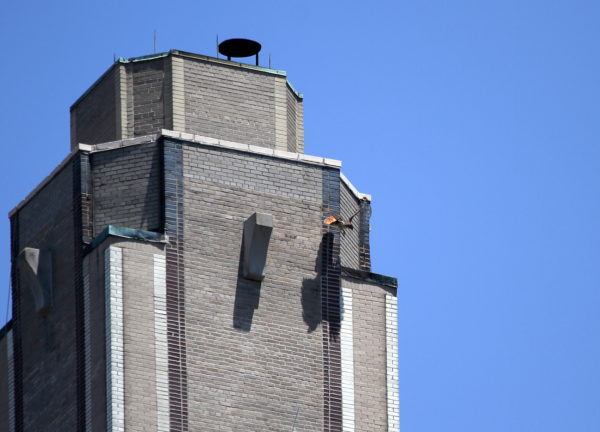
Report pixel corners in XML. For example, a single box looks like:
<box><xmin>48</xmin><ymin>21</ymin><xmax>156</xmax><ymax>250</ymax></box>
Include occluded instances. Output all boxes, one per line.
<box><xmin>216</xmin><ymin>34</ymin><xmax>219</xmax><ymax>58</ymax></box>
<box><xmin>153</xmin><ymin>30</ymin><xmax>157</xmax><ymax>53</ymax></box>
<box><xmin>269</xmin><ymin>54</ymin><xmax>272</xmax><ymax>69</ymax></box>
<box><xmin>290</xmin><ymin>407</ymin><xmax>299</xmax><ymax>432</ymax></box>
<box><xmin>113</xmin><ymin>53</ymin><xmax>116</xmax><ymax>63</ymax></box>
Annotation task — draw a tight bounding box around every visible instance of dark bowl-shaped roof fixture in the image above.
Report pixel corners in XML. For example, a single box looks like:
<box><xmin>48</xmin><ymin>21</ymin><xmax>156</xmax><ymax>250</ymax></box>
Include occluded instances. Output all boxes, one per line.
<box><xmin>218</xmin><ymin>38</ymin><xmax>262</xmax><ymax>65</ymax></box>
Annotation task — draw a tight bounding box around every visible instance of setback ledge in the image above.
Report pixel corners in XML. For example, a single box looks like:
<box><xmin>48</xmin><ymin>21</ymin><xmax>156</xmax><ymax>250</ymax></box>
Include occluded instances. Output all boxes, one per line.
<box><xmin>85</xmin><ymin>225</ymin><xmax>168</xmax><ymax>255</ymax></box>
<box><xmin>160</xmin><ymin>129</ymin><xmax>341</xmax><ymax>168</ymax></box>
<box><xmin>9</xmin><ymin>131</ymin><xmax>342</xmax><ymax>217</ymax></box>
<box><xmin>341</xmin><ymin>266</ymin><xmax>398</xmax><ymax>290</ymax></box>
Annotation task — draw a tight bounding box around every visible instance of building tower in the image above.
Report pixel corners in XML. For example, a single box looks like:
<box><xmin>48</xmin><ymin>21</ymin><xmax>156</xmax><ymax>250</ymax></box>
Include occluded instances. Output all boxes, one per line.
<box><xmin>0</xmin><ymin>43</ymin><xmax>398</xmax><ymax>432</ymax></box>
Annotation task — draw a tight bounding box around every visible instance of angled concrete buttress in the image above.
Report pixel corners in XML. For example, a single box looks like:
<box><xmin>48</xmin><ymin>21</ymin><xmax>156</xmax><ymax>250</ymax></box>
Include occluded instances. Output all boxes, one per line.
<box><xmin>17</xmin><ymin>247</ymin><xmax>53</xmax><ymax>314</ymax></box>
<box><xmin>243</xmin><ymin>213</ymin><xmax>273</xmax><ymax>281</ymax></box>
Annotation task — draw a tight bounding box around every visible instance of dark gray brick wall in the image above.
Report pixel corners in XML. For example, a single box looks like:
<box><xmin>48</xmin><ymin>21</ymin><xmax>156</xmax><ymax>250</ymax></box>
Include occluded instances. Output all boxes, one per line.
<box><xmin>0</xmin><ymin>330</ymin><xmax>8</xmax><ymax>432</ymax></box>
<box><xmin>14</xmin><ymin>163</ymin><xmax>78</xmax><ymax>431</ymax></box>
<box><xmin>132</xmin><ymin>59</ymin><xmax>167</xmax><ymax>137</ymax></box>
<box><xmin>183</xmin><ymin>58</ymin><xmax>278</xmax><ymax>148</ymax></box>
<box><xmin>73</xmin><ymin>68</ymin><xmax>118</xmax><ymax>145</ymax></box>
<box><xmin>340</xmin><ymin>182</ymin><xmax>361</xmax><ymax>270</ymax></box>
<box><xmin>343</xmin><ymin>277</ymin><xmax>390</xmax><ymax>432</ymax></box>
<box><xmin>91</xmin><ymin>141</ymin><xmax>162</xmax><ymax>235</ymax></box>
<box><xmin>179</xmin><ymin>140</ymin><xmax>326</xmax><ymax>431</ymax></box>
<box><xmin>83</xmin><ymin>244</ymin><xmax>108</xmax><ymax>432</ymax></box>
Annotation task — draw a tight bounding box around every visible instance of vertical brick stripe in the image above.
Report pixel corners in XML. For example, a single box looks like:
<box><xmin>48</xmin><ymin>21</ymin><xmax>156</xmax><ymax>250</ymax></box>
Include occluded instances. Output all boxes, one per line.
<box><xmin>385</xmin><ymin>295</ymin><xmax>400</xmax><ymax>432</ymax></box>
<box><xmin>163</xmin><ymin>139</ymin><xmax>188</xmax><ymax>431</ymax></box>
<box><xmin>322</xmin><ymin>168</ymin><xmax>343</xmax><ymax>432</ymax></box>
<box><xmin>79</xmin><ymin>152</ymin><xmax>94</xmax><ymax>243</ymax></box>
<box><xmin>340</xmin><ymin>287</ymin><xmax>355</xmax><ymax>432</ymax></box>
<box><xmin>82</xmin><ymin>258</ymin><xmax>92</xmax><ymax>432</ymax></box>
<box><xmin>358</xmin><ymin>199</ymin><xmax>372</xmax><ymax>272</ymax></box>
<box><xmin>104</xmin><ymin>246</ymin><xmax>124</xmax><ymax>432</ymax></box>
<box><xmin>7</xmin><ymin>330</ymin><xmax>15</xmax><ymax>432</ymax></box>
<box><xmin>153</xmin><ymin>254</ymin><xmax>170</xmax><ymax>431</ymax></box>
<box><xmin>9</xmin><ymin>217</ymin><xmax>23</xmax><ymax>432</ymax></box>
<box><xmin>73</xmin><ymin>153</ymin><xmax>87</xmax><ymax>431</ymax></box>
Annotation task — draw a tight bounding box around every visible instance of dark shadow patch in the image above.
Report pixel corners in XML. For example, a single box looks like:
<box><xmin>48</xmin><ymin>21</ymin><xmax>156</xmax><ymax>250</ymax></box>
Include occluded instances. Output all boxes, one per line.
<box><xmin>233</xmin><ymin>241</ymin><xmax>262</xmax><ymax>331</ymax></box>
<box><xmin>302</xmin><ymin>236</ymin><xmax>324</xmax><ymax>333</ymax></box>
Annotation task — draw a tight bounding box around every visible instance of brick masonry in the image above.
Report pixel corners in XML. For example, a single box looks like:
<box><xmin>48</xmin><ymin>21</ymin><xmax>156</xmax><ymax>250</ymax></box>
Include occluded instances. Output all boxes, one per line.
<box><xmin>71</xmin><ymin>67</ymin><xmax>118</xmax><ymax>147</ymax></box>
<box><xmin>153</xmin><ymin>254</ymin><xmax>170</xmax><ymax>432</ymax></box>
<box><xmin>0</xmin><ymin>325</ymin><xmax>14</xmax><ymax>432</ymax></box>
<box><xmin>8</xmin><ymin>46</ymin><xmax>397</xmax><ymax>429</ymax></box>
<box><xmin>343</xmin><ymin>276</ymin><xmax>397</xmax><ymax>432</ymax></box>
<box><xmin>91</xmin><ymin>141</ymin><xmax>163</xmax><ymax>235</ymax></box>
<box><xmin>163</xmin><ymin>139</ymin><xmax>188</xmax><ymax>431</ymax></box>
<box><xmin>104</xmin><ymin>246</ymin><xmax>124</xmax><ymax>432</ymax></box>
<box><xmin>340</xmin><ymin>287</ymin><xmax>356</xmax><ymax>431</ymax></box>
<box><xmin>5</xmin><ymin>132</ymin><xmax>397</xmax><ymax>431</ymax></box>
<box><xmin>340</xmin><ymin>182</ymin><xmax>361</xmax><ymax>270</ymax></box>
<box><xmin>386</xmin><ymin>294</ymin><xmax>400</xmax><ymax>432</ymax></box>
<box><xmin>11</xmin><ymin>161</ymin><xmax>79</xmax><ymax>431</ymax></box>
<box><xmin>178</xmin><ymin>137</ymin><xmax>328</xmax><ymax>431</ymax></box>
<box><xmin>321</xmin><ymin>167</ymin><xmax>343</xmax><ymax>432</ymax></box>
<box><xmin>132</xmin><ymin>58</ymin><xmax>167</xmax><ymax>137</ymax></box>
<box><xmin>70</xmin><ymin>52</ymin><xmax>304</xmax><ymax>153</ymax></box>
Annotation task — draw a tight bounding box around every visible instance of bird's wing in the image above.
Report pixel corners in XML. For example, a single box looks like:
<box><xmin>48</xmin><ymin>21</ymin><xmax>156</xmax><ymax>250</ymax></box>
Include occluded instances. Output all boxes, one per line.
<box><xmin>324</xmin><ymin>215</ymin><xmax>339</xmax><ymax>225</ymax></box>
<box><xmin>348</xmin><ymin>208</ymin><xmax>362</xmax><ymax>223</ymax></box>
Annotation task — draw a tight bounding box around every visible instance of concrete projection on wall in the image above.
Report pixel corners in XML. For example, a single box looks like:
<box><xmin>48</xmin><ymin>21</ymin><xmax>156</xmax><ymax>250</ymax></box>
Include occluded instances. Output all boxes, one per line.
<box><xmin>242</xmin><ymin>213</ymin><xmax>273</xmax><ymax>281</ymax></box>
<box><xmin>17</xmin><ymin>247</ymin><xmax>54</xmax><ymax>314</ymax></box>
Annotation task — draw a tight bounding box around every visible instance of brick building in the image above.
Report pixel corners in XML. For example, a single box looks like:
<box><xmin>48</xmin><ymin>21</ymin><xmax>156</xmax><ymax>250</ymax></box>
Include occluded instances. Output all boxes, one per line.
<box><xmin>0</xmin><ymin>47</ymin><xmax>398</xmax><ymax>431</ymax></box>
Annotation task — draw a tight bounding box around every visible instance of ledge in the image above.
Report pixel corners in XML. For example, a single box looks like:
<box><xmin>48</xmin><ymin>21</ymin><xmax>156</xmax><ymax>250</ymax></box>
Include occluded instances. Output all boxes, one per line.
<box><xmin>160</xmin><ymin>129</ymin><xmax>341</xmax><ymax>168</ymax></box>
<box><xmin>341</xmin><ymin>266</ymin><xmax>397</xmax><ymax>289</ymax></box>
<box><xmin>9</xmin><ymin>131</ymin><xmax>343</xmax><ymax>217</ymax></box>
<box><xmin>340</xmin><ymin>173</ymin><xmax>372</xmax><ymax>201</ymax></box>
<box><xmin>85</xmin><ymin>225</ymin><xmax>168</xmax><ymax>255</ymax></box>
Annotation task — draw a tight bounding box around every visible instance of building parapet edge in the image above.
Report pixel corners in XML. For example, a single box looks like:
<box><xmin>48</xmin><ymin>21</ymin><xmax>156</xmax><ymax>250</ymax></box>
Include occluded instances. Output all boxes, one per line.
<box><xmin>8</xmin><ymin>131</ymin><xmax>342</xmax><ymax>217</ymax></box>
<box><xmin>8</xmin><ymin>147</ymin><xmax>81</xmax><ymax>218</ymax></box>
<box><xmin>71</xmin><ymin>49</ymin><xmax>299</xmax><ymax>110</ymax></box>
<box><xmin>340</xmin><ymin>172</ymin><xmax>372</xmax><ymax>202</ymax></box>
<box><xmin>341</xmin><ymin>266</ymin><xmax>398</xmax><ymax>290</ymax></box>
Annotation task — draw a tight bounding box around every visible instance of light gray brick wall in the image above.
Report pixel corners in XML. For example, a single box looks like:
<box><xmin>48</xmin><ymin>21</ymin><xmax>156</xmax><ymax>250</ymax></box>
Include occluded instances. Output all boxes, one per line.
<box><xmin>85</xmin><ymin>238</ymin><xmax>166</xmax><ymax>432</ymax></box>
<box><xmin>181</xmin><ymin>141</ymin><xmax>327</xmax><ymax>431</ymax></box>
<box><xmin>153</xmin><ymin>254</ymin><xmax>170</xmax><ymax>432</ymax></box>
<box><xmin>91</xmin><ymin>141</ymin><xmax>162</xmax><ymax>235</ymax></box>
<box><xmin>122</xmin><ymin>241</ymin><xmax>166</xmax><ymax>432</ymax></box>
<box><xmin>343</xmin><ymin>277</ymin><xmax>394</xmax><ymax>432</ymax></box>
<box><xmin>386</xmin><ymin>294</ymin><xmax>400</xmax><ymax>432</ymax></box>
<box><xmin>87</xmin><ymin>236</ymin><xmax>165</xmax><ymax>432</ymax></box>
<box><xmin>104</xmin><ymin>246</ymin><xmax>124</xmax><ymax>432</ymax></box>
<box><xmin>340</xmin><ymin>182</ymin><xmax>361</xmax><ymax>270</ymax></box>
<box><xmin>71</xmin><ymin>53</ymin><xmax>305</xmax><ymax>152</ymax></box>
<box><xmin>340</xmin><ymin>287</ymin><xmax>356</xmax><ymax>431</ymax></box>
<box><xmin>183</xmin><ymin>57</ymin><xmax>278</xmax><ymax>148</ymax></box>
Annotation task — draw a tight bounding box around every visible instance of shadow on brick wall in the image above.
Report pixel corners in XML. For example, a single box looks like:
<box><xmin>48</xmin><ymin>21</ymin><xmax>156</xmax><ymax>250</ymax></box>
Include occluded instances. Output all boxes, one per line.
<box><xmin>301</xmin><ymin>234</ymin><xmax>331</xmax><ymax>334</ymax></box>
<box><xmin>233</xmin><ymin>242</ymin><xmax>261</xmax><ymax>331</ymax></box>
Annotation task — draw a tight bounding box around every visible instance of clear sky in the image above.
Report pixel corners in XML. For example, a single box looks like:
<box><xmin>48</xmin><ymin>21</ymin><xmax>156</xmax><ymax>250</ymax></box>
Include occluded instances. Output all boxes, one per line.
<box><xmin>1</xmin><ymin>1</ymin><xmax>600</xmax><ymax>431</ymax></box>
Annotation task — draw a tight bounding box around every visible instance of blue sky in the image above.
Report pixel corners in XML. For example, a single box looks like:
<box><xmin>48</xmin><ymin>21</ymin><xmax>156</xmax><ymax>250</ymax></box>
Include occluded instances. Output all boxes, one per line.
<box><xmin>1</xmin><ymin>1</ymin><xmax>600</xmax><ymax>430</ymax></box>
